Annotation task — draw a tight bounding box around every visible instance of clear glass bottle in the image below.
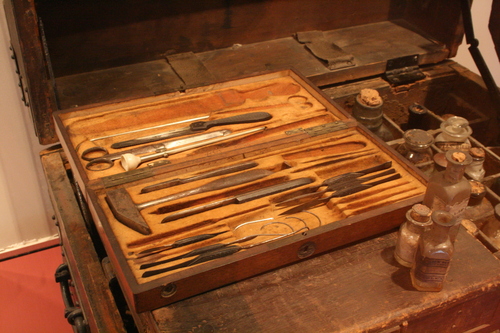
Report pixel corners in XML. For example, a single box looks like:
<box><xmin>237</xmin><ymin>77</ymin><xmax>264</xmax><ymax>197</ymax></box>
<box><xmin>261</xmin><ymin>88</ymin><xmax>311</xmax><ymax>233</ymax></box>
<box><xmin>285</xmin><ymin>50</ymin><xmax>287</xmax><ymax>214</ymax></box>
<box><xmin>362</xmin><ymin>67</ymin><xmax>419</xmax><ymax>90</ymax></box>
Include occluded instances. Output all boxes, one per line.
<box><xmin>423</xmin><ymin>150</ymin><xmax>472</xmax><ymax>218</ymax></box>
<box><xmin>352</xmin><ymin>89</ymin><xmax>394</xmax><ymax>142</ymax></box>
<box><xmin>394</xmin><ymin>204</ymin><xmax>433</xmax><ymax>267</ymax></box>
<box><xmin>465</xmin><ymin>147</ymin><xmax>486</xmax><ymax>182</ymax></box>
<box><xmin>434</xmin><ymin>116</ymin><xmax>472</xmax><ymax>151</ymax></box>
<box><xmin>411</xmin><ymin>210</ymin><xmax>457</xmax><ymax>292</ymax></box>
<box><xmin>398</xmin><ymin>129</ymin><xmax>434</xmax><ymax>176</ymax></box>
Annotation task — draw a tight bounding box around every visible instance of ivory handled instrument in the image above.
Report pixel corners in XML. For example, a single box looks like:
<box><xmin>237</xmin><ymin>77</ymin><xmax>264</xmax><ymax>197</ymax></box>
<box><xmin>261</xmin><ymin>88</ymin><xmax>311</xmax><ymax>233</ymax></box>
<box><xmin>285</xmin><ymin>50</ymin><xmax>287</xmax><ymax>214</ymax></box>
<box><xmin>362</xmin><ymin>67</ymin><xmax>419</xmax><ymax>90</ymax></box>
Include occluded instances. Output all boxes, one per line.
<box><xmin>85</xmin><ymin>129</ymin><xmax>230</xmax><ymax>171</ymax></box>
<box><xmin>120</xmin><ymin>126</ymin><xmax>267</xmax><ymax>171</ymax></box>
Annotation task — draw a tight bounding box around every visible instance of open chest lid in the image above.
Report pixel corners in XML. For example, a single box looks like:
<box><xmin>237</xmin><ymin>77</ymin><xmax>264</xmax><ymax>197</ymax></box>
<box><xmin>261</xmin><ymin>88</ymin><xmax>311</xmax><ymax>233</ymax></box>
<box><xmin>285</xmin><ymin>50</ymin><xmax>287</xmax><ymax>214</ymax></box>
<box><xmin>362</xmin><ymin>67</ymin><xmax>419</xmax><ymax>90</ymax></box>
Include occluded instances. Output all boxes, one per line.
<box><xmin>4</xmin><ymin>0</ymin><xmax>468</xmax><ymax>144</ymax></box>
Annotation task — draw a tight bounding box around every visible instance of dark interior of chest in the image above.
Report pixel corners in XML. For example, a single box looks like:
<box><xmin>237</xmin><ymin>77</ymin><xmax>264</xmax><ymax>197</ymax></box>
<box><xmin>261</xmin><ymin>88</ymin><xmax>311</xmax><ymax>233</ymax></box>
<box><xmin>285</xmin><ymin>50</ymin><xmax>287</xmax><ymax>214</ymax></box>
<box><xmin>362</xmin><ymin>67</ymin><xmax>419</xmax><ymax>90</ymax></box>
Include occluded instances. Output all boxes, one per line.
<box><xmin>34</xmin><ymin>0</ymin><xmax>461</xmax><ymax>108</ymax></box>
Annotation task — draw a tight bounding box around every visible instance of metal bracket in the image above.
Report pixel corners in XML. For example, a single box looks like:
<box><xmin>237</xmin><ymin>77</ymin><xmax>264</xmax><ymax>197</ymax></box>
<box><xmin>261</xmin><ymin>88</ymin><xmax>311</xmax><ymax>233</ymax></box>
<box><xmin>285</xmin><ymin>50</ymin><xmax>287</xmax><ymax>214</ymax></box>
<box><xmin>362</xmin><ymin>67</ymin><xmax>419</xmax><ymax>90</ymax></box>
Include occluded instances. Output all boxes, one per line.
<box><xmin>9</xmin><ymin>45</ymin><xmax>30</xmax><ymax>107</ymax></box>
<box><xmin>385</xmin><ymin>54</ymin><xmax>425</xmax><ymax>86</ymax></box>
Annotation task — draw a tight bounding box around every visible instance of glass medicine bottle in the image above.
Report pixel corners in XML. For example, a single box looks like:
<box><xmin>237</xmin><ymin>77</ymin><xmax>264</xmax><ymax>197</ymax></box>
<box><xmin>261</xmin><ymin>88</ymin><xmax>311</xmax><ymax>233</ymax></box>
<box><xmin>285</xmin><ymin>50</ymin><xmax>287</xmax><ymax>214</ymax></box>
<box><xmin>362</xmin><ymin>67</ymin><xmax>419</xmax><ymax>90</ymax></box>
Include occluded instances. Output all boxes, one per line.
<box><xmin>435</xmin><ymin>116</ymin><xmax>472</xmax><ymax>151</ymax></box>
<box><xmin>406</xmin><ymin>103</ymin><xmax>429</xmax><ymax>130</ymax></box>
<box><xmin>394</xmin><ymin>204</ymin><xmax>432</xmax><ymax>267</ymax></box>
<box><xmin>465</xmin><ymin>147</ymin><xmax>485</xmax><ymax>182</ymax></box>
<box><xmin>423</xmin><ymin>150</ymin><xmax>472</xmax><ymax>217</ymax></box>
<box><xmin>352</xmin><ymin>88</ymin><xmax>394</xmax><ymax>142</ymax></box>
<box><xmin>398</xmin><ymin>129</ymin><xmax>434</xmax><ymax>176</ymax></box>
<box><xmin>411</xmin><ymin>210</ymin><xmax>457</xmax><ymax>292</ymax></box>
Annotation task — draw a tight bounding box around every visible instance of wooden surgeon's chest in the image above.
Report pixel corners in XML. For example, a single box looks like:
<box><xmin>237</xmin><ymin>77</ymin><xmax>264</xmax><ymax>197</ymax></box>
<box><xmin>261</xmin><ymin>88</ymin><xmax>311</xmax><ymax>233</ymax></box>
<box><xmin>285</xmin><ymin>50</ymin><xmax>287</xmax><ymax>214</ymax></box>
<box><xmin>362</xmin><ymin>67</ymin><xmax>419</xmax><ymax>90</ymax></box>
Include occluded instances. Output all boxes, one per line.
<box><xmin>4</xmin><ymin>0</ymin><xmax>500</xmax><ymax>332</ymax></box>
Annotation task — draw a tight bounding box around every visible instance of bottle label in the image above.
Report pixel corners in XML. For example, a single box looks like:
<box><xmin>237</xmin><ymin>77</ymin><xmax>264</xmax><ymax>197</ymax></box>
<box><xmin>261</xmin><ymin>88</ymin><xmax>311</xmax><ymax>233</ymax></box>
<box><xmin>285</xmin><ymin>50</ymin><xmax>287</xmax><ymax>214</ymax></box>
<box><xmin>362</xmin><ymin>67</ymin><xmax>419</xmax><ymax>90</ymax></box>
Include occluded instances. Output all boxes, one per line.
<box><xmin>413</xmin><ymin>254</ymin><xmax>450</xmax><ymax>283</ymax></box>
<box><xmin>431</xmin><ymin>196</ymin><xmax>468</xmax><ymax>217</ymax></box>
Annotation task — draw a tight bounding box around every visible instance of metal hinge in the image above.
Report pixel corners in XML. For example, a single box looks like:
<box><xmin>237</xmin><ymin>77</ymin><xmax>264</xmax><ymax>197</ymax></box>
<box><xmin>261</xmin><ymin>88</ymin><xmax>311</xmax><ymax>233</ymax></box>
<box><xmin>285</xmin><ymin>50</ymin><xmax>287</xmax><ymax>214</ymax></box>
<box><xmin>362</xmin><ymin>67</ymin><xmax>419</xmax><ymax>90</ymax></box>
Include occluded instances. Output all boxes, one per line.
<box><xmin>385</xmin><ymin>55</ymin><xmax>425</xmax><ymax>86</ymax></box>
<box><xmin>9</xmin><ymin>45</ymin><xmax>30</xmax><ymax>107</ymax></box>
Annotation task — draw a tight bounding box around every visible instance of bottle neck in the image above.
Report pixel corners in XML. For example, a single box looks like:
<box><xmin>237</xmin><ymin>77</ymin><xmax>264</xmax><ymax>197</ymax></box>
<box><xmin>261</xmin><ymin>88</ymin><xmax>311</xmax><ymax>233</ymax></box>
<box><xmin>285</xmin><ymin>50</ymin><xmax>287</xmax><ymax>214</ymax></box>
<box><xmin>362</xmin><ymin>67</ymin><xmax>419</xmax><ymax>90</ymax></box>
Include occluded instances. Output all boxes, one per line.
<box><xmin>427</xmin><ymin>222</ymin><xmax>453</xmax><ymax>243</ymax></box>
<box><xmin>406</xmin><ymin>220</ymin><xmax>429</xmax><ymax>233</ymax></box>
<box><xmin>444</xmin><ymin>163</ymin><xmax>466</xmax><ymax>183</ymax></box>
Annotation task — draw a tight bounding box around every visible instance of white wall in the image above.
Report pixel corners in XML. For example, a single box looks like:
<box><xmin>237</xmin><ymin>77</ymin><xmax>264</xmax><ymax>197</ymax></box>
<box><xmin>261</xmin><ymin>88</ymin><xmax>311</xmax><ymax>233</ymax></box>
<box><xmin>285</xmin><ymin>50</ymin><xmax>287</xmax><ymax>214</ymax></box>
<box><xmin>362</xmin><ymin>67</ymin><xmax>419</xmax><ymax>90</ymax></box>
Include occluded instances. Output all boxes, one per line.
<box><xmin>0</xmin><ymin>2</ymin><xmax>498</xmax><ymax>256</ymax></box>
<box><xmin>0</xmin><ymin>5</ymin><xmax>58</xmax><ymax>256</ymax></box>
<box><xmin>454</xmin><ymin>0</ymin><xmax>500</xmax><ymax>82</ymax></box>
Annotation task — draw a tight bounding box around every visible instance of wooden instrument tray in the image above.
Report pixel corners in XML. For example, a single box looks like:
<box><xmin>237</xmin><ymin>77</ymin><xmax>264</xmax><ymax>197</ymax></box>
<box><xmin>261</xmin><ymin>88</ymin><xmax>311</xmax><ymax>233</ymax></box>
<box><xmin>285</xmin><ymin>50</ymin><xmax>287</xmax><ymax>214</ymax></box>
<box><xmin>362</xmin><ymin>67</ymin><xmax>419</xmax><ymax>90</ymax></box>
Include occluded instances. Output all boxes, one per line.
<box><xmin>54</xmin><ymin>69</ymin><xmax>426</xmax><ymax>312</ymax></box>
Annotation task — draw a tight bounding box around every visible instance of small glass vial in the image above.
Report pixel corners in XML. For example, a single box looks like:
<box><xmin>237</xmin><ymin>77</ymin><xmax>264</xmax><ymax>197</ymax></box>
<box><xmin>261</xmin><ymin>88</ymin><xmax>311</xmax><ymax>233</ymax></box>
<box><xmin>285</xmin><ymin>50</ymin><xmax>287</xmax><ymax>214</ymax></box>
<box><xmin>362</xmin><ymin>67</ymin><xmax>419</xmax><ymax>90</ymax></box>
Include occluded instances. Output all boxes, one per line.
<box><xmin>423</xmin><ymin>150</ymin><xmax>472</xmax><ymax>218</ymax></box>
<box><xmin>352</xmin><ymin>89</ymin><xmax>394</xmax><ymax>142</ymax></box>
<box><xmin>394</xmin><ymin>204</ymin><xmax>432</xmax><ymax>267</ymax></box>
<box><xmin>435</xmin><ymin>116</ymin><xmax>472</xmax><ymax>151</ymax></box>
<box><xmin>411</xmin><ymin>210</ymin><xmax>457</xmax><ymax>292</ymax></box>
<box><xmin>465</xmin><ymin>147</ymin><xmax>486</xmax><ymax>182</ymax></box>
<box><xmin>407</xmin><ymin>103</ymin><xmax>429</xmax><ymax>130</ymax></box>
<box><xmin>398</xmin><ymin>129</ymin><xmax>434</xmax><ymax>176</ymax></box>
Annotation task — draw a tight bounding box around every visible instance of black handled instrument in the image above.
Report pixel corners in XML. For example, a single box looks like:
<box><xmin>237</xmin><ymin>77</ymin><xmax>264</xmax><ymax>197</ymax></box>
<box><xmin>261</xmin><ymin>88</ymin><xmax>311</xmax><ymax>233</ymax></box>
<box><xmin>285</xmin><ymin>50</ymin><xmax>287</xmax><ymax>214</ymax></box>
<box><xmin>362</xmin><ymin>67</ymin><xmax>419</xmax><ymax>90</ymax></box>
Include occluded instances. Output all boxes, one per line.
<box><xmin>279</xmin><ymin>173</ymin><xmax>402</xmax><ymax>215</ymax></box>
<box><xmin>112</xmin><ymin>112</ymin><xmax>272</xmax><ymax>149</ymax></box>
<box><xmin>140</xmin><ymin>161</ymin><xmax>259</xmax><ymax>193</ymax></box>
<box><xmin>132</xmin><ymin>231</ymin><xmax>228</xmax><ymax>260</ymax></box>
<box><xmin>160</xmin><ymin>177</ymin><xmax>314</xmax><ymax>223</ymax></box>
<box><xmin>142</xmin><ymin>245</ymin><xmax>242</xmax><ymax>278</ymax></box>
<box><xmin>273</xmin><ymin>161</ymin><xmax>392</xmax><ymax>205</ymax></box>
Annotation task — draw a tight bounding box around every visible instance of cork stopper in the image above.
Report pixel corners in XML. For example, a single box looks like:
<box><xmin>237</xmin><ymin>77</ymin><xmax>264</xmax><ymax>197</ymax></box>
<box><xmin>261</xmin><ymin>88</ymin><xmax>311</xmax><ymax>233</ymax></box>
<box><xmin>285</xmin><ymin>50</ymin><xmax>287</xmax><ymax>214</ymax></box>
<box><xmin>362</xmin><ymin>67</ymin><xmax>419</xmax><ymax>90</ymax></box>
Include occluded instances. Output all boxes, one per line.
<box><xmin>469</xmin><ymin>180</ymin><xmax>485</xmax><ymax>195</ymax></box>
<box><xmin>469</xmin><ymin>147</ymin><xmax>485</xmax><ymax>159</ymax></box>
<box><xmin>408</xmin><ymin>103</ymin><xmax>428</xmax><ymax>116</ymax></box>
<box><xmin>410</xmin><ymin>204</ymin><xmax>432</xmax><ymax>222</ymax></box>
<box><xmin>359</xmin><ymin>89</ymin><xmax>382</xmax><ymax>106</ymax></box>
<box><xmin>451</xmin><ymin>151</ymin><xmax>467</xmax><ymax>163</ymax></box>
<box><xmin>444</xmin><ymin>149</ymin><xmax>472</xmax><ymax>167</ymax></box>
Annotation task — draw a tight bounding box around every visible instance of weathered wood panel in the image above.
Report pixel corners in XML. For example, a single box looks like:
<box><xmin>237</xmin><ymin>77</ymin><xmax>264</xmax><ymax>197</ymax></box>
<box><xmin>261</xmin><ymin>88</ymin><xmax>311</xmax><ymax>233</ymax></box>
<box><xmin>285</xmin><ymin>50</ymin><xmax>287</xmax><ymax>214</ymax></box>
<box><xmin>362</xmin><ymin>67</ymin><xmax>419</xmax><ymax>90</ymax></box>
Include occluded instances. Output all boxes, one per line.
<box><xmin>151</xmin><ymin>230</ymin><xmax>500</xmax><ymax>333</ymax></box>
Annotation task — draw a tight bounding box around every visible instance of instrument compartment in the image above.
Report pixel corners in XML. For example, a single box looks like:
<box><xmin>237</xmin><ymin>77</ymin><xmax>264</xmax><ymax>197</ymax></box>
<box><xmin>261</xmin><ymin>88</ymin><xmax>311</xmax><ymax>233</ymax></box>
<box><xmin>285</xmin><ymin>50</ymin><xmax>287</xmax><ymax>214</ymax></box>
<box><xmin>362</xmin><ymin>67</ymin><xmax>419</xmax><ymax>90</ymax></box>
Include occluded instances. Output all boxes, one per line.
<box><xmin>54</xmin><ymin>69</ymin><xmax>426</xmax><ymax>312</ymax></box>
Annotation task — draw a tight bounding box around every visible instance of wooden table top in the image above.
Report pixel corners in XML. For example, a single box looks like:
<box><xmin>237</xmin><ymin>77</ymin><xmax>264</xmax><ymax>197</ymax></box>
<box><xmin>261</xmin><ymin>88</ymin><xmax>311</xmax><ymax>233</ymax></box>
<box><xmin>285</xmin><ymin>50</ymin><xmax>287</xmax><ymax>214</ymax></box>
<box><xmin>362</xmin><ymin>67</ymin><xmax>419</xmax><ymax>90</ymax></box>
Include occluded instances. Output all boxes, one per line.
<box><xmin>148</xmin><ymin>229</ymin><xmax>500</xmax><ymax>333</ymax></box>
